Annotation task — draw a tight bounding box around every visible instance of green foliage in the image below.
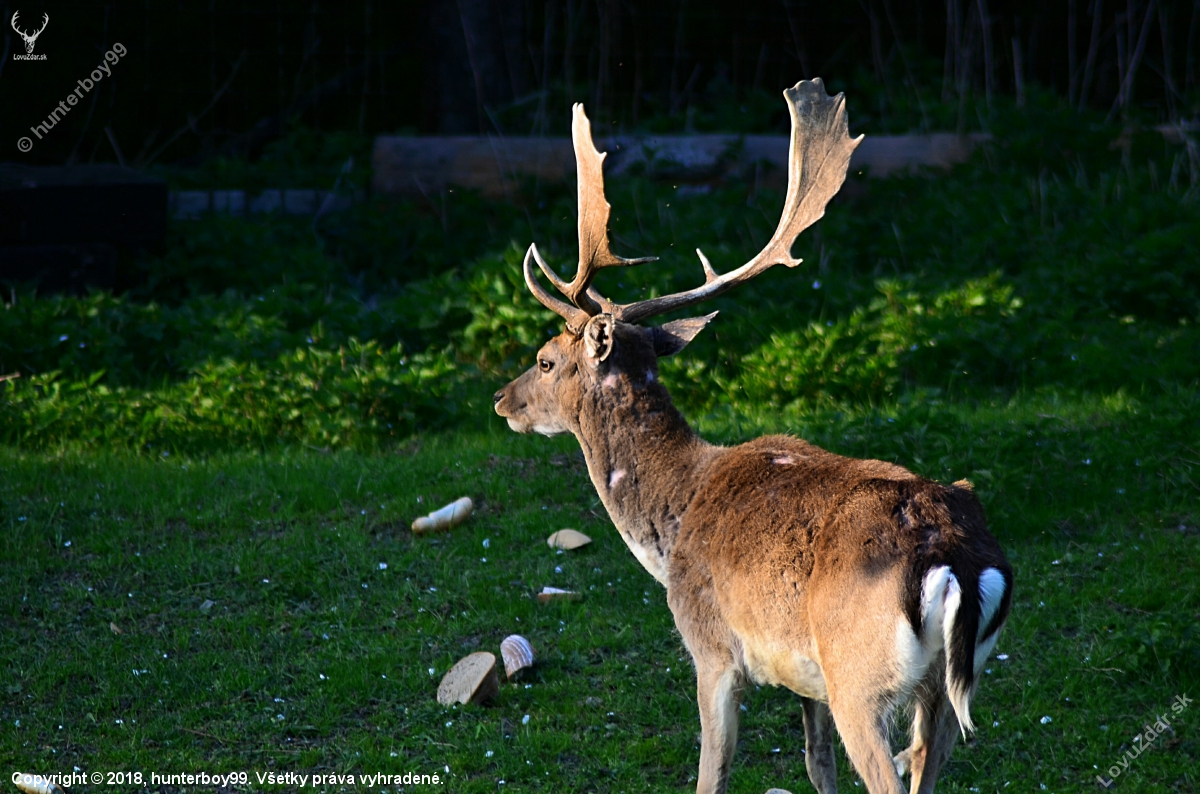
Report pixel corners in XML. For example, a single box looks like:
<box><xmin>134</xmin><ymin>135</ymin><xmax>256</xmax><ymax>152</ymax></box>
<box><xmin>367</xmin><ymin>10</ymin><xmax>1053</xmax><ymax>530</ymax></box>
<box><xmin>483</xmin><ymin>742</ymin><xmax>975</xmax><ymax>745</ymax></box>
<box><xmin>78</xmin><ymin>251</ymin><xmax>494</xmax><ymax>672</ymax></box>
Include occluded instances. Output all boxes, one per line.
<box><xmin>1</xmin><ymin>341</ymin><xmax>464</xmax><ymax>452</ymax></box>
<box><xmin>1</xmin><ymin>94</ymin><xmax>1198</xmax><ymax>452</ymax></box>
<box><xmin>458</xmin><ymin>246</ymin><xmax>562</xmax><ymax>376</ymax></box>
<box><xmin>726</xmin><ymin>275</ymin><xmax>1023</xmax><ymax>406</ymax></box>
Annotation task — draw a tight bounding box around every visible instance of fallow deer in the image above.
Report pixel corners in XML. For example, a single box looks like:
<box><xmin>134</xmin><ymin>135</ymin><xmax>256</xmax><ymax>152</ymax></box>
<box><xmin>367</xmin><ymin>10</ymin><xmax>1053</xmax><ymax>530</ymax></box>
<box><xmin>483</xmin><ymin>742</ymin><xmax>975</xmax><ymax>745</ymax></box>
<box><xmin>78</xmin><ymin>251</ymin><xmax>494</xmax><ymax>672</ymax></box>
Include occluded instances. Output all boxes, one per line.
<box><xmin>493</xmin><ymin>79</ymin><xmax>1013</xmax><ymax>794</ymax></box>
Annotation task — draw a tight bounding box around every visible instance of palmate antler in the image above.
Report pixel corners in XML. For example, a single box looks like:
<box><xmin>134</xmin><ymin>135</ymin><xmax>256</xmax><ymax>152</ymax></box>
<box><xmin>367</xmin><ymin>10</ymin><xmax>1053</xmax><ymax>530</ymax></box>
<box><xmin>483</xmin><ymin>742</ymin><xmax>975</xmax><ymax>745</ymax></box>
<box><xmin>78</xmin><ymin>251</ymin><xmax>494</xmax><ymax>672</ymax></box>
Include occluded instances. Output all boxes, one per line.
<box><xmin>524</xmin><ymin>78</ymin><xmax>863</xmax><ymax>332</ymax></box>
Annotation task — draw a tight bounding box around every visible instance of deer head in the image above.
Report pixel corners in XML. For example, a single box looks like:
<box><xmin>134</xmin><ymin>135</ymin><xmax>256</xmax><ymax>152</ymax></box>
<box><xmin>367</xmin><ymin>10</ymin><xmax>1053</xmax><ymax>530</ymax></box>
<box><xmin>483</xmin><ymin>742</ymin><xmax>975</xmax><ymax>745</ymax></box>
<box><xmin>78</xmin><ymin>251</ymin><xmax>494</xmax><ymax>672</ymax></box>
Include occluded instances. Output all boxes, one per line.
<box><xmin>494</xmin><ymin>79</ymin><xmax>862</xmax><ymax>435</ymax></box>
<box><xmin>11</xmin><ymin>11</ymin><xmax>49</xmax><ymax>54</ymax></box>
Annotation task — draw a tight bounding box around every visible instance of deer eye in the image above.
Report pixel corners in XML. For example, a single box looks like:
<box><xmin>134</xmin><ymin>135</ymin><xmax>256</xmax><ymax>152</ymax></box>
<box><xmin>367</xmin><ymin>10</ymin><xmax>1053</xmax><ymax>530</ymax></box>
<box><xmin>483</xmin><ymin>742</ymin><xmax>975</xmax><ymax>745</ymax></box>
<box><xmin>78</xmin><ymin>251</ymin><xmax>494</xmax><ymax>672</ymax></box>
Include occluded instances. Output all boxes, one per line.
<box><xmin>538</xmin><ymin>358</ymin><xmax>554</xmax><ymax>373</ymax></box>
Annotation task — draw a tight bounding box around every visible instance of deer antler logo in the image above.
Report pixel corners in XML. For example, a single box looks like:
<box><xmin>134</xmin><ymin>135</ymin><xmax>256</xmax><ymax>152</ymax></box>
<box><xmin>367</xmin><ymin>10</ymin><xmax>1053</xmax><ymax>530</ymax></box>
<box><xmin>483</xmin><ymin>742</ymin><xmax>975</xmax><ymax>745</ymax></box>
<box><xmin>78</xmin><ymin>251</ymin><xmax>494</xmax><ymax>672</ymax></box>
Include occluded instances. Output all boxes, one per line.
<box><xmin>11</xmin><ymin>11</ymin><xmax>49</xmax><ymax>55</ymax></box>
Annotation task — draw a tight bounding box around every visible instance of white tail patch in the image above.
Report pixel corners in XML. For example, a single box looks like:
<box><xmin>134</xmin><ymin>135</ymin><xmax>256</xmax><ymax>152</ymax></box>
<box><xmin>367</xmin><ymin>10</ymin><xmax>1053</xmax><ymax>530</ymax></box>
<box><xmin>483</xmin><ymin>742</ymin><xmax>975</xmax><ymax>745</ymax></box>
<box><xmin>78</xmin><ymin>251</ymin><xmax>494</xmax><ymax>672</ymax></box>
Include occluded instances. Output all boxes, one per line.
<box><xmin>973</xmin><ymin>567</ymin><xmax>1008</xmax><ymax>676</ymax></box>
<box><xmin>920</xmin><ymin>566</ymin><xmax>954</xmax><ymax>644</ymax></box>
<box><xmin>891</xmin><ymin>567</ymin><xmax>957</xmax><ymax>700</ymax></box>
<box><xmin>893</xmin><ymin>618</ymin><xmax>928</xmax><ymax>689</ymax></box>
<box><xmin>977</xmin><ymin>567</ymin><xmax>1007</xmax><ymax>639</ymax></box>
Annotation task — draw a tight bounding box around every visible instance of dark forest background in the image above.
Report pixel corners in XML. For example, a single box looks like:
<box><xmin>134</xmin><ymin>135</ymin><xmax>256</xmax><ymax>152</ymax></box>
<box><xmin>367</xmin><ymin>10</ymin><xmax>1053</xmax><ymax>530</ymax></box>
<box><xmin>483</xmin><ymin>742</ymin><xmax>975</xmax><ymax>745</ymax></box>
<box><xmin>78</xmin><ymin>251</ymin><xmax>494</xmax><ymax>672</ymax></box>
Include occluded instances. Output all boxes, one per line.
<box><xmin>1</xmin><ymin>0</ymin><xmax>1198</xmax><ymax>166</ymax></box>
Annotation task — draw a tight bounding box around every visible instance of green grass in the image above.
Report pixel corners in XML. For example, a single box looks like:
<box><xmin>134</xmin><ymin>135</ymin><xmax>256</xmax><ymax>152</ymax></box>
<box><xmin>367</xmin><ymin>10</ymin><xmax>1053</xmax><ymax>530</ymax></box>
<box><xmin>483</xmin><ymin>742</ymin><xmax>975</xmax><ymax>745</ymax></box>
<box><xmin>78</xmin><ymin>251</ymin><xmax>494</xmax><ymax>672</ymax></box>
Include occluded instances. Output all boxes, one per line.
<box><xmin>2</xmin><ymin>92</ymin><xmax>1199</xmax><ymax>790</ymax></box>
<box><xmin>1</xmin><ymin>393</ymin><xmax>1197</xmax><ymax>791</ymax></box>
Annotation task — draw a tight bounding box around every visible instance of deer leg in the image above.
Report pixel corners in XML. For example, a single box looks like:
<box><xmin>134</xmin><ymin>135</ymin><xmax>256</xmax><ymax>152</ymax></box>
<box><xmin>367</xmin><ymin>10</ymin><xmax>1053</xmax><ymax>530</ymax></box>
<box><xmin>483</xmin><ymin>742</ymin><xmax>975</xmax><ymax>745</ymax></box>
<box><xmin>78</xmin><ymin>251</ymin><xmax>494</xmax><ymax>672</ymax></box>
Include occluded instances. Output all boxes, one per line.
<box><xmin>825</xmin><ymin>698</ymin><xmax>906</xmax><ymax>794</ymax></box>
<box><xmin>694</xmin><ymin>662</ymin><xmax>744</xmax><ymax>794</ymax></box>
<box><xmin>808</xmin><ymin>581</ymin><xmax>909</xmax><ymax>794</ymax></box>
<box><xmin>801</xmin><ymin>697</ymin><xmax>838</xmax><ymax>794</ymax></box>
<box><xmin>905</xmin><ymin>684</ymin><xmax>960</xmax><ymax>793</ymax></box>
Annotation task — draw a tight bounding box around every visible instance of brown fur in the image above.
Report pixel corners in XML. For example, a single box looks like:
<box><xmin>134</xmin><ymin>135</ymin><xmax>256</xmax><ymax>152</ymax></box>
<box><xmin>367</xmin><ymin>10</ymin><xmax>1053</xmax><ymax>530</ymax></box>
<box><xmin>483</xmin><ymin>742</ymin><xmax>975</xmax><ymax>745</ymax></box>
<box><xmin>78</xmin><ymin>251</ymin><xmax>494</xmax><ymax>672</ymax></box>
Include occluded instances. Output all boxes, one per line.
<box><xmin>495</xmin><ymin>319</ymin><xmax>1013</xmax><ymax>794</ymax></box>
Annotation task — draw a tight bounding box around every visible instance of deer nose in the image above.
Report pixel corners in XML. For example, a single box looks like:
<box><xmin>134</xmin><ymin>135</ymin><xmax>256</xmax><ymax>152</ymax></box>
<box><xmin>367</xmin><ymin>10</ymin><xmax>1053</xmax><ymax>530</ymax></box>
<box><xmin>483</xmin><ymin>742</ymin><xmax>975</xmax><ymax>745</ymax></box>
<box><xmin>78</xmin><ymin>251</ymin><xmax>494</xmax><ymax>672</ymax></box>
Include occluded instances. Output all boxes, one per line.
<box><xmin>493</xmin><ymin>389</ymin><xmax>505</xmax><ymax>405</ymax></box>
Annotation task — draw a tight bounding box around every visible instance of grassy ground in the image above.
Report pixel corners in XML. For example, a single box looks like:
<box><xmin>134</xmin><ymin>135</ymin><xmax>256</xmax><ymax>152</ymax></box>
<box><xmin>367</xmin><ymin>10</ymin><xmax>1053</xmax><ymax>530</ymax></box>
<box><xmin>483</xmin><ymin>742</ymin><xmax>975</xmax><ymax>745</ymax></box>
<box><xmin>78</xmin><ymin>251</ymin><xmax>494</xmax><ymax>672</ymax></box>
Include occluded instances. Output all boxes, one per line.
<box><xmin>2</xmin><ymin>92</ymin><xmax>1199</xmax><ymax>791</ymax></box>
<box><xmin>2</xmin><ymin>390</ymin><xmax>1197</xmax><ymax>792</ymax></box>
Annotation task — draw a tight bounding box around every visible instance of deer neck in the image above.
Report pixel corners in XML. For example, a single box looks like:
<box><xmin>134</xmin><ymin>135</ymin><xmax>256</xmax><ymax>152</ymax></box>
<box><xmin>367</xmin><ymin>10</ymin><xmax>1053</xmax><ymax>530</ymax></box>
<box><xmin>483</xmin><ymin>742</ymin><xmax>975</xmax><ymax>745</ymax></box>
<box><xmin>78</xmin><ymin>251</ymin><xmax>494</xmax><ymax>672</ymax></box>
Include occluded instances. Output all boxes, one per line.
<box><xmin>574</xmin><ymin>371</ymin><xmax>714</xmax><ymax>585</ymax></box>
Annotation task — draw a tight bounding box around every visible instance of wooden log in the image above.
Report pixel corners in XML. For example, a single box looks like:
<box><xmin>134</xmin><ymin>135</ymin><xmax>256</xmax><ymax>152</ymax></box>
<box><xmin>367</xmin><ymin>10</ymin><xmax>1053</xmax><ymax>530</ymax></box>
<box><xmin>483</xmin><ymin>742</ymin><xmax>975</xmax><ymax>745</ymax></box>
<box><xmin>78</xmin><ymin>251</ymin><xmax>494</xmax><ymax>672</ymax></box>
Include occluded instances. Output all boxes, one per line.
<box><xmin>371</xmin><ymin>132</ymin><xmax>994</xmax><ymax>197</ymax></box>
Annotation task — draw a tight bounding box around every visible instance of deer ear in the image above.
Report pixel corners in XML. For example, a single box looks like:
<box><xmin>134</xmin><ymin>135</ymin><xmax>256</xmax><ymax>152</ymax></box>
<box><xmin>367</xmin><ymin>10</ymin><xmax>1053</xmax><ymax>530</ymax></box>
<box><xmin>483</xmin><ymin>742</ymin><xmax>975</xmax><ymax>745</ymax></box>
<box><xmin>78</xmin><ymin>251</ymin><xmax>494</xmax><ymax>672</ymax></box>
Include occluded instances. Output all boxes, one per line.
<box><xmin>652</xmin><ymin>311</ymin><xmax>718</xmax><ymax>357</ymax></box>
<box><xmin>583</xmin><ymin>314</ymin><xmax>617</xmax><ymax>364</ymax></box>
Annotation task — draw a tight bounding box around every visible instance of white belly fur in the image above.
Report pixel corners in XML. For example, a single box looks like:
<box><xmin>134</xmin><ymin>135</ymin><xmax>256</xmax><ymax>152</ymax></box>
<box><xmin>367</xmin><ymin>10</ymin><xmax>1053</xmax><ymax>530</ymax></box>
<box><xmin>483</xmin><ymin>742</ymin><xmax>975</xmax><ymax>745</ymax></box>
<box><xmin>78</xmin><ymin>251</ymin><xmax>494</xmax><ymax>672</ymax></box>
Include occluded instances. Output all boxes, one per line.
<box><xmin>741</xmin><ymin>638</ymin><xmax>828</xmax><ymax>700</ymax></box>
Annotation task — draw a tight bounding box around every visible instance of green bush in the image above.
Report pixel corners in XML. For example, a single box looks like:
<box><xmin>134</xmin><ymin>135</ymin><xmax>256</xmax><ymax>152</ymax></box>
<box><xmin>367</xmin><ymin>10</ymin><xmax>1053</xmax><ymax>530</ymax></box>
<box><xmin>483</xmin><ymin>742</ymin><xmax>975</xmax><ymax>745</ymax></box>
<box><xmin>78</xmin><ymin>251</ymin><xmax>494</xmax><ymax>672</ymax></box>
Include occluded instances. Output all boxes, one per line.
<box><xmin>0</xmin><ymin>340</ymin><xmax>464</xmax><ymax>452</ymax></box>
<box><xmin>2</xmin><ymin>96</ymin><xmax>1197</xmax><ymax>451</ymax></box>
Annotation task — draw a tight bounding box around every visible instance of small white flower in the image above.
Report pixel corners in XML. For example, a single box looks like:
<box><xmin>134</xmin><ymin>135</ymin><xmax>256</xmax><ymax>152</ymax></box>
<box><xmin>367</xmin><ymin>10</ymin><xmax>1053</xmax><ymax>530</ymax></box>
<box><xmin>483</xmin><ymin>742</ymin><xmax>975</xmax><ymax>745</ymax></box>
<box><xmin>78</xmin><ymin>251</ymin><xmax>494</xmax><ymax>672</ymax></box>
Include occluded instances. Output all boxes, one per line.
<box><xmin>997</xmin><ymin>653</ymin><xmax>1009</xmax><ymax>661</ymax></box>
<box><xmin>428</xmin><ymin>668</ymin><xmax>435</xmax><ymax>676</ymax></box>
<box><xmin>1040</xmin><ymin>716</ymin><xmax>1052</xmax><ymax>725</ymax></box>
<box><xmin>482</xmin><ymin>538</ymin><xmax>490</xmax><ymax>548</ymax></box>
<box><xmin>485</xmin><ymin>750</ymin><xmax>494</xmax><ymax>758</ymax></box>
<box><xmin>522</xmin><ymin>714</ymin><xmax>530</xmax><ymax>725</ymax></box>
<box><xmin>379</xmin><ymin>562</ymin><xmax>388</xmax><ymax>570</ymax></box>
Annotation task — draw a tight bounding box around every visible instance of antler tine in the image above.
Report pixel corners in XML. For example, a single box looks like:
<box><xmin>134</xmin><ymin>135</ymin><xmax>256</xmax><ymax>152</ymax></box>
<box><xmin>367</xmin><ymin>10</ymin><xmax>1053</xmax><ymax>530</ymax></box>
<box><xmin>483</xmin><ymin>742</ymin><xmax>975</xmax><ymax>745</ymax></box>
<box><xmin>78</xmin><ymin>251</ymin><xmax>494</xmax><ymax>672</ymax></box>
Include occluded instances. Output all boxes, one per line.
<box><xmin>613</xmin><ymin>79</ymin><xmax>862</xmax><ymax>326</ymax></box>
<box><xmin>519</xmin><ymin>104</ymin><xmax>655</xmax><ymax>328</ymax></box>
<box><xmin>523</xmin><ymin>244</ymin><xmax>590</xmax><ymax>332</ymax></box>
<box><xmin>563</xmin><ymin>104</ymin><xmax>656</xmax><ymax>315</ymax></box>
